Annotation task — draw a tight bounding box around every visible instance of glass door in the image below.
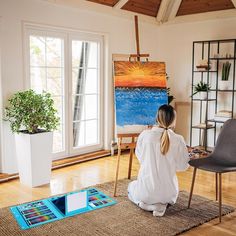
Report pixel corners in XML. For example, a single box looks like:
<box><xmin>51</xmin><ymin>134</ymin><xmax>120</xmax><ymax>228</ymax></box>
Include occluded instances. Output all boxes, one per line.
<box><xmin>70</xmin><ymin>37</ymin><xmax>103</xmax><ymax>154</ymax></box>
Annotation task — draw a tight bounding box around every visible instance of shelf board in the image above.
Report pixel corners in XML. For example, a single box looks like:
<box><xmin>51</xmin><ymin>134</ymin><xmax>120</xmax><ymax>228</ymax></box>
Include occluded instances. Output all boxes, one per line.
<box><xmin>208</xmin><ymin>119</ymin><xmax>226</xmax><ymax>123</ymax></box>
<box><xmin>192</xmin><ymin>125</ymin><xmax>215</xmax><ymax>129</ymax></box>
<box><xmin>209</xmin><ymin>57</ymin><xmax>236</xmax><ymax>60</ymax></box>
<box><xmin>193</xmin><ymin>70</ymin><xmax>217</xmax><ymax>73</ymax></box>
<box><xmin>193</xmin><ymin>39</ymin><xmax>235</xmax><ymax>44</ymax></box>
<box><xmin>210</xmin><ymin>89</ymin><xmax>236</xmax><ymax>92</ymax></box>
<box><xmin>192</xmin><ymin>98</ymin><xmax>216</xmax><ymax>101</ymax></box>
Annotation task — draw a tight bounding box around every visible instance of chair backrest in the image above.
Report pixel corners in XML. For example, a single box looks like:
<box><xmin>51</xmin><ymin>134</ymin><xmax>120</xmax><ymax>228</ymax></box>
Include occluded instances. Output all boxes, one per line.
<box><xmin>212</xmin><ymin>119</ymin><xmax>236</xmax><ymax>164</ymax></box>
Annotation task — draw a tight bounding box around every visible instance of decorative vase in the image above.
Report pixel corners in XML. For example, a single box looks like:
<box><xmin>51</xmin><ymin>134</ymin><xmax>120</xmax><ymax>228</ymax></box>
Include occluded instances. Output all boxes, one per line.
<box><xmin>219</xmin><ymin>80</ymin><xmax>231</xmax><ymax>90</ymax></box>
<box><xmin>15</xmin><ymin>131</ymin><xmax>53</xmax><ymax>187</ymax></box>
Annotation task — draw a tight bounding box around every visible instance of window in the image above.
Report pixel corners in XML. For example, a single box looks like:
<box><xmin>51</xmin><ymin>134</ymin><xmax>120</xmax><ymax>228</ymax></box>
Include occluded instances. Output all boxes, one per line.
<box><xmin>26</xmin><ymin>27</ymin><xmax>103</xmax><ymax>159</ymax></box>
<box><xmin>29</xmin><ymin>35</ymin><xmax>65</xmax><ymax>154</ymax></box>
<box><xmin>71</xmin><ymin>40</ymin><xmax>100</xmax><ymax>148</ymax></box>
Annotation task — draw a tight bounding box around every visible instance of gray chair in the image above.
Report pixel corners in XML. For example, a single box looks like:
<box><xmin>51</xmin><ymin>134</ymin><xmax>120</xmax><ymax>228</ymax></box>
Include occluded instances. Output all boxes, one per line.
<box><xmin>188</xmin><ymin>119</ymin><xmax>236</xmax><ymax>222</ymax></box>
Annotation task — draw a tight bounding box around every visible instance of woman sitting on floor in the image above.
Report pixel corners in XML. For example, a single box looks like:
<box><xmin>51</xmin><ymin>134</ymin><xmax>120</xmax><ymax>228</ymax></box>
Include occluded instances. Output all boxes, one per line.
<box><xmin>128</xmin><ymin>104</ymin><xmax>189</xmax><ymax>216</ymax></box>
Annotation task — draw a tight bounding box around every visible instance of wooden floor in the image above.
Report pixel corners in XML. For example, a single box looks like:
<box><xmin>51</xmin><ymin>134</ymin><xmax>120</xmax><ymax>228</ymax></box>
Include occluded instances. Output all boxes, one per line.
<box><xmin>0</xmin><ymin>154</ymin><xmax>236</xmax><ymax>235</ymax></box>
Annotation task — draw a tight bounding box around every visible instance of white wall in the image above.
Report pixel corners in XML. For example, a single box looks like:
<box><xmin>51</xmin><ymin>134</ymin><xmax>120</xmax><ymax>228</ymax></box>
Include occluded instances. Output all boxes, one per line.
<box><xmin>0</xmin><ymin>16</ymin><xmax>3</xmax><ymax>173</ymax></box>
<box><xmin>156</xmin><ymin>18</ymin><xmax>236</xmax><ymax>144</ymax></box>
<box><xmin>0</xmin><ymin>0</ymin><xmax>160</xmax><ymax>173</ymax></box>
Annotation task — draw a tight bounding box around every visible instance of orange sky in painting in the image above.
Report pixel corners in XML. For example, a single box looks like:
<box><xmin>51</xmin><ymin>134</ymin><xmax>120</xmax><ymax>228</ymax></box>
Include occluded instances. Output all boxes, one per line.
<box><xmin>114</xmin><ymin>61</ymin><xmax>166</xmax><ymax>88</ymax></box>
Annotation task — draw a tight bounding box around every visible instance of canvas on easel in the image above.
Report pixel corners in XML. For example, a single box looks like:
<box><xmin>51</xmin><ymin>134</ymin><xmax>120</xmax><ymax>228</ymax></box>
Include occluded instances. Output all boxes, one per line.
<box><xmin>114</xmin><ymin>61</ymin><xmax>168</xmax><ymax>134</ymax></box>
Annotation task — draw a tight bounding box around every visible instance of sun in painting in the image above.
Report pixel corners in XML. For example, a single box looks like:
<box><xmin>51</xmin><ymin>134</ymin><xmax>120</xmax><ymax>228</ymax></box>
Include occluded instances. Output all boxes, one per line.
<box><xmin>114</xmin><ymin>61</ymin><xmax>166</xmax><ymax>88</ymax></box>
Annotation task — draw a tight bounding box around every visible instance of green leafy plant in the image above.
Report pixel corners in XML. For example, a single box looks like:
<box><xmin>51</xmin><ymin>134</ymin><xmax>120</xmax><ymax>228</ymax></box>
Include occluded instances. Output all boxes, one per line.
<box><xmin>5</xmin><ymin>90</ymin><xmax>59</xmax><ymax>134</ymax></box>
<box><xmin>221</xmin><ymin>61</ymin><xmax>231</xmax><ymax>81</ymax></box>
<box><xmin>192</xmin><ymin>81</ymin><xmax>211</xmax><ymax>96</ymax></box>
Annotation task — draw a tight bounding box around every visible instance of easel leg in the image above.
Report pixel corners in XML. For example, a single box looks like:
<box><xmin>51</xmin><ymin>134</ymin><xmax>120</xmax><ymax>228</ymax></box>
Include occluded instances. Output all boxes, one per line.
<box><xmin>128</xmin><ymin>149</ymin><xmax>133</xmax><ymax>179</ymax></box>
<box><xmin>113</xmin><ymin>148</ymin><xmax>121</xmax><ymax>197</ymax></box>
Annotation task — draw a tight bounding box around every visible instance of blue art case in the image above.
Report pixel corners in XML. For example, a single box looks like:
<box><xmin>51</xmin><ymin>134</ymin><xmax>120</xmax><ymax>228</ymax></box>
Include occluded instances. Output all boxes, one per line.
<box><xmin>11</xmin><ymin>188</ymin><xmax>116</xmax><ymax>230</ymax></box>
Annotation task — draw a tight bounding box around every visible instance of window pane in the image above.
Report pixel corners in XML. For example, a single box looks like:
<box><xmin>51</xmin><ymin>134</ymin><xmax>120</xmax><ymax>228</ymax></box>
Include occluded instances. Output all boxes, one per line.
<box><xmin>85</xmin><ymin>69</ymin><xmax>97</xmax><ymax>94</ymax></box>
<box><xmin>73</xmin><ymin>121</ymin><xmax>85</xmax><ymax>147</ymax></box>
<box><xmin>53</xmin><ymin>125</ymin><xmax>64</xmax><ymax>153</ymax></box>
<box><xmin>72</xmin><ymin>41</ymin><xmax>84</xmax><ymax>68</ymax></box>
<box><xmin>46</xmin><ymin>37</ymin><xmax>63</xmax><ymax>67</ymax></box>
<box><xmin>72</xmin><ymin>68</ymin><xmax>84</xmax><ymax>95</ymax></box>
<box><xmin>85</xmin><ymin>120</ymin><xmax>98</xmax><ymax>145</ymax></box>
<box><xmin>52</xmin><ymin>96</ymin><xmax>63</xmax><ymax>121</ymax></box>
<box><xmin>30</xmin><ymin>67</ymin><xmax>46</xmax><ymax>93</ymax></box>
<box><xmin>71</xmin><ymin>39</ymin><xmax>100</xmax><ymax>150</ymax></box>
<box><xmin>72</xmin><ymin>95</ymin><xmax>85</xmax><ymax>121</ymax></box>
<box><xmin>87</xmin><ymin>42</ymin><xmax>98</xmax><ymax>68</ymax></box>
<box><xmin>30</xmin><ymin>35</ymin><xmax>65</xmax><ymax>154</ymax></box>
<box><xmin>30</xmin><ymin>36</ymin><xmax>46</xmax><ymax>66</ymax></box>
<box><xmin>47</xmin><ymin>68</ymin><xmax>63</xmax><ymax>95</ymax></box>
<box><xmin>85</xmin><ymin>95</ymin><xmax>98</xmax><ymax>120</ymax></box>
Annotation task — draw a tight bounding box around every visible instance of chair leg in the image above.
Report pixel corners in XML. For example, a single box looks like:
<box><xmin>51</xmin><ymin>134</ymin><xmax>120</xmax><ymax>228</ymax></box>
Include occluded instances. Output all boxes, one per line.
<box><xmin>219</xmin><ymin>173</ymin><xmax>222</xmax><ymax>223</ymax></box>
<box><xmin>188</xmin><ymin>167</ymin><xmax>197</xmax><ymax>208</ymax></box>
<box><xmin>216</xmin><ymin>173</ymin><xmax>218</xmax><ymax>201</ymax></box>
<box><xmin>113</xmin><ymin>148</ymin><xmax>121</xmax><ymax>197</ymax></box>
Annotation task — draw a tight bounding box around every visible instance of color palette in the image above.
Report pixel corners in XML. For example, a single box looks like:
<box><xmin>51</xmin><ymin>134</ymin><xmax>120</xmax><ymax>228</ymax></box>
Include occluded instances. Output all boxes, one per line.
<box><xmin>10</xmin><ymin>188</ymin><xmax>116</xmax><ymax>230</ymax></box>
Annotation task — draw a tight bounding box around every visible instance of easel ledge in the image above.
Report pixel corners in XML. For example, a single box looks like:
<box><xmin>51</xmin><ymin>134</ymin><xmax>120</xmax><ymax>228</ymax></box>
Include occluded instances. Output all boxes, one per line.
<box><xmin>117</xmin><ymin>133</ymin><xmax>139</xmax><ymax>149</ymax></box>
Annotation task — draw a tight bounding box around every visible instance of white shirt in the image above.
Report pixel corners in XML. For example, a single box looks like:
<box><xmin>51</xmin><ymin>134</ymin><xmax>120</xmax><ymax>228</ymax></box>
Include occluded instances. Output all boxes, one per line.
<box><xmin>128</xmin><ymin>127</ymin><xmax>189</xmax><ymax>205</ymax></box>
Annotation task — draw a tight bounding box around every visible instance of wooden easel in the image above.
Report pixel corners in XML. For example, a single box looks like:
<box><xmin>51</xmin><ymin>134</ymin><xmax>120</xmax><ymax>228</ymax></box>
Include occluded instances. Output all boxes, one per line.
<box><xmin>113</xmin><ymin>133</ymin><xmax>139</xmax><ymax>196</ymax></box>
<box><xmin>113</xmin><ymin>15</ymin><xmax>149</xmax><ymax>197</ymax></box>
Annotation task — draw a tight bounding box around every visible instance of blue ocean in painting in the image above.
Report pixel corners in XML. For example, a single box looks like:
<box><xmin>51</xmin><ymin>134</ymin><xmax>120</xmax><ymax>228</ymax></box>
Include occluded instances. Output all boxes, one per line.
<box><xmin>115</xmin><ymin>87</ymin><xmax>168</xmax><ymax>126</ymax></box>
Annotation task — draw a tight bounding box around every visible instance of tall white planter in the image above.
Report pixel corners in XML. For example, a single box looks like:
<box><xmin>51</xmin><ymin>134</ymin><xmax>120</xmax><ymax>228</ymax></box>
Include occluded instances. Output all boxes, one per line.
<box><xmin>15</xmin><ymin>131</ymin><xmax>53</xmax><ymax>187</ymax></box>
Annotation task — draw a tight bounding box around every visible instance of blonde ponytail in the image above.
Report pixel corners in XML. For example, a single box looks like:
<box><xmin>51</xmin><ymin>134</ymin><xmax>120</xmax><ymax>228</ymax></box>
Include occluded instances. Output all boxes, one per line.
<box><xmin>160</xmin><ymin>129</ymin><xmax>170</xmax><ymax>155</ymax></box>
<box><xmin>157</xmin><ymin>105</ymin><xmax>176</xmax><ymax>155</ymax></box>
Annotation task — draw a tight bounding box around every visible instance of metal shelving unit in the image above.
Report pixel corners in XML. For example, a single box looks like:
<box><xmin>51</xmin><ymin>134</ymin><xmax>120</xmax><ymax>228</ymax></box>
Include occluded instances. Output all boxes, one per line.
<box><xmin>190</xmin><ymin>39</ymin><xmax>236</xmax><ymax>150</ymax></box>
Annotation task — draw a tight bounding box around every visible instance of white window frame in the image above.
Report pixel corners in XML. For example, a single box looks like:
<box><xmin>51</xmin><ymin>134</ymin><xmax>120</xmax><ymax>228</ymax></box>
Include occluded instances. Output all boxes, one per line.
<box><xmin>68</xmin><ymin>33</ymin><xmax>104</xmax><ymax>155</ymax></box>
<box><xmin>24</xmin><ymin>24</ymin><xmax>105</xmax><ymax>160</ymax></box>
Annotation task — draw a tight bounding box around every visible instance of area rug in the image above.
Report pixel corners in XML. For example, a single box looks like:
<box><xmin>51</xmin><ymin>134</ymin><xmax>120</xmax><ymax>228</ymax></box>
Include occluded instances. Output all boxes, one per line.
<box><xmin>0</xmin><ymin>179</ymin><xmax>234</xmax><ymax>236</ymax></box>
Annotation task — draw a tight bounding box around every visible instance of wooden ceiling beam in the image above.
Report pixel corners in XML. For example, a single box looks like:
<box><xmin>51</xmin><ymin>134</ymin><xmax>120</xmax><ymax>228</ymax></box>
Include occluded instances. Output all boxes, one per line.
<box><xmin>113</xmin><ymin>0</ymin><xmax>129</xmax><ymax>9</ymax></box>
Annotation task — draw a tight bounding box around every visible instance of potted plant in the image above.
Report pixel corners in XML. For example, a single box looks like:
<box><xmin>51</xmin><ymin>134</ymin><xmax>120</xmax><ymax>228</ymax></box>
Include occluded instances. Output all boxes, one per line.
<box><xmin>4</xmin><ymin>90</ymin><xmax>59</xmax><ymax>187</ymax></box>
<box><xmin>192</xmin><ymin>81</ymin><xmax>211</xmax><ymax>100</ymax></box>
<box><xmin>219</xmin><ymin>61</ymin><xmax>231</xmax><ymax>90</ymax></box>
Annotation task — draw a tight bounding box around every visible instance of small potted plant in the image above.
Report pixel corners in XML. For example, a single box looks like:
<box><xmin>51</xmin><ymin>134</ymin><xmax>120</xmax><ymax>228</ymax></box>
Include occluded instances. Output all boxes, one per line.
<box><xmin>192</xmin><ymin>81</ymin><xmax>211</xmax><ymax>100</ymax></box>
<box><xmin>4</xmin><ymin>90</ymin><xmax>59</xmax><ymax>187</ymax></box>
<box><xmin>219</xmin><ymin>61</ymin><xmax>231</xmax><ymax>90</ymax></box>
<box><xmin>167</xmin><ymin>87</ymin><xmax>175</xmax><ymax>104</ymax></box>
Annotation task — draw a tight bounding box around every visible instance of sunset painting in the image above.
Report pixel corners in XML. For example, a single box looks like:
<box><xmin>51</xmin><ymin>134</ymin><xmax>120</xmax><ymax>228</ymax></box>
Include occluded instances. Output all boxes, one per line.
<box><xmin>114</xmin><ymin>61</ymin><xmax>168</xmax><ymax>133</ymax></box>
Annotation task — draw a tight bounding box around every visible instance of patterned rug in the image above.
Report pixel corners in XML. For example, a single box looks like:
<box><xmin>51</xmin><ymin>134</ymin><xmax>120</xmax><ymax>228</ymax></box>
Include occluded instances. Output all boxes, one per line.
<box><xmin>0</xmin><ymin>179</ymin><xmax>234</xmax><ymax>236</ymax></box>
